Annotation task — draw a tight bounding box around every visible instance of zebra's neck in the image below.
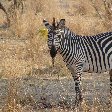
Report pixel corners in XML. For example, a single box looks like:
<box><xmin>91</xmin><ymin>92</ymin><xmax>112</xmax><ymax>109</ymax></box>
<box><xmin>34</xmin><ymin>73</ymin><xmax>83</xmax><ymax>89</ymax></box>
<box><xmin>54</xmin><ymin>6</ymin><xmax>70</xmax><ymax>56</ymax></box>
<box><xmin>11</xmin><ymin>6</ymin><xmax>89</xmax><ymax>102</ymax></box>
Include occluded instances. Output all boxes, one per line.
<box><xmin>59</xmin><ymin>28</ymin><xmax>83</xmax><ymax>63</ymax></box>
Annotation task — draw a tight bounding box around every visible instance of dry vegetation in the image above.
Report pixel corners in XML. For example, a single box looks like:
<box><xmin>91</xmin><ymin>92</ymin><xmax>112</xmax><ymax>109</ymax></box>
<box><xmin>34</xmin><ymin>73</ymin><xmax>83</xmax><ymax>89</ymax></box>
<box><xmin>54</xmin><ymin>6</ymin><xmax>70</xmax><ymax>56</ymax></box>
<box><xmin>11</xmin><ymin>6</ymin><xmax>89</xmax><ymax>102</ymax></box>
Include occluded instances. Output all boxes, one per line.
<box><xmin>0</xmin><ymin>0</ymin><xmax>112</xmax><ymax>111</ymax></box>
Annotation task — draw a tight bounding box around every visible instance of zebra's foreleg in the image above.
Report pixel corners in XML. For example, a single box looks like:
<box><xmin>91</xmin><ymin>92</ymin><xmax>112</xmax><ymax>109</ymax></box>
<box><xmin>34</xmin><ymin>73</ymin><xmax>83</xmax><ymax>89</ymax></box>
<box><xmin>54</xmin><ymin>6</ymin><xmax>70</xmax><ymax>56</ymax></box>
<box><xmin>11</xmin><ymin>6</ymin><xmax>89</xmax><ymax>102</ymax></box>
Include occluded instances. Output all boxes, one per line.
<box><xmin>67</xmin><ymin>64</ymin><xmax>83</xmax><ymax>101</ymax></box>
<box><xmin>73</xmin><ymin>73</ymin><xmax>83</xmax><ymax>101</ymax></box>
<box><xmin>109</xmin><ymin>69</ymin><xmax>112</xmax><ymax>95</ymax></box>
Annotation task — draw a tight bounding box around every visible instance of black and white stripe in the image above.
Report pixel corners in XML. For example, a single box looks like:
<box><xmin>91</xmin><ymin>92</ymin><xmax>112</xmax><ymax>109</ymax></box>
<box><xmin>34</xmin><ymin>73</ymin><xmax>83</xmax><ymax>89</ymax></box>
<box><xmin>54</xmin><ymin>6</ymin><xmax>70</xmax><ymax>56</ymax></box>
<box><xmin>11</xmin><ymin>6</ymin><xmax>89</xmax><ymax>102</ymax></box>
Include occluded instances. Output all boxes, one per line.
<box><xmin>43</xmin><ymin>18</ymin><xmax>112</xmax><ymax>101</ymax></box>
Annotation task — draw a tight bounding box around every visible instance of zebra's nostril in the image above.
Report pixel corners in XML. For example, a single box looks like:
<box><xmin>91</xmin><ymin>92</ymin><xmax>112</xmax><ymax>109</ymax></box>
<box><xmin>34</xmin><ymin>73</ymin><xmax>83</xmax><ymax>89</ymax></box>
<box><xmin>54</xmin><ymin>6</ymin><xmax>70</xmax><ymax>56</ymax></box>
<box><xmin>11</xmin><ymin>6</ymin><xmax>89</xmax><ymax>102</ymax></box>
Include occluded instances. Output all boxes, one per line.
<box><xmin>50</xmin><ymin>45</ymin><xmax>57</xmax><ymax>58</ymax></box>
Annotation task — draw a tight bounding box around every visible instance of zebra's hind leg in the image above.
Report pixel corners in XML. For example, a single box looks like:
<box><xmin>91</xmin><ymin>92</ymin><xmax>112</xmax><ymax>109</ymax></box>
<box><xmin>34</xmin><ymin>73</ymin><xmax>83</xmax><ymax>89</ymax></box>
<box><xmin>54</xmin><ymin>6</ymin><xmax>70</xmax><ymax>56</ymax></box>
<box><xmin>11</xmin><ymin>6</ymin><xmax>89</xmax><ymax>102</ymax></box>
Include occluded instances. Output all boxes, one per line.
<box><xmin>109</xmin><ymin>69</ymin><xmax>112</xmax><ymax>95</ymax></box>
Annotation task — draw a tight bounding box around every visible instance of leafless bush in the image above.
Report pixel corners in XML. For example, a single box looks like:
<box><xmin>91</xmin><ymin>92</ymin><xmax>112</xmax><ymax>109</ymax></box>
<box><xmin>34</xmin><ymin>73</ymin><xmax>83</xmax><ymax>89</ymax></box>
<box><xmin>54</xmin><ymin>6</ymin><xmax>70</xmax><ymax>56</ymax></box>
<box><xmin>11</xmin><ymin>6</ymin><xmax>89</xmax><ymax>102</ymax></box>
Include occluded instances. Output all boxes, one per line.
<box><xmin>8</xmin><ymin>0</ymin><xmax>24</xmax><ymax>16</ymax></box>
<box><xmin>102</xmin><ymin>0</ymin><xmax>112</xmax><ymax>19</ymax></box>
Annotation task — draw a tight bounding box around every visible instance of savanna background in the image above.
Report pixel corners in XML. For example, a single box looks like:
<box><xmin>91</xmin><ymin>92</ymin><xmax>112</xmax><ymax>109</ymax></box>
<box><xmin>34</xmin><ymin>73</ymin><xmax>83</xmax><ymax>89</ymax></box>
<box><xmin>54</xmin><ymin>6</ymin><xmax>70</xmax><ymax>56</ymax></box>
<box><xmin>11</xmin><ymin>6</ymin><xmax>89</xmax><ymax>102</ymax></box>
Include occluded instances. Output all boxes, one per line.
<box><xmin>0</xmin><ymin>0</ymin><xmax>112</xmax><ymax>111</ymax></box>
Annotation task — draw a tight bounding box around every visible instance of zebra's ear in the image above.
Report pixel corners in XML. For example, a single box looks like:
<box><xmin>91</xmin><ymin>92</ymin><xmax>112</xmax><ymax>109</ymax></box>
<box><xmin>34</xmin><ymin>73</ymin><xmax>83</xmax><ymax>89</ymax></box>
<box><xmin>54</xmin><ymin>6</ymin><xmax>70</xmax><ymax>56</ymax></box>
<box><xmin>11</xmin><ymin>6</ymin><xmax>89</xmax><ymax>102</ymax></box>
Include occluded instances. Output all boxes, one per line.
<box><xmin>43</xmin><ymin>19</ymin><xmax>52</xmax><ymax>30</ymax></box>
<box><xmin>58</xmin><ymin>19</ymin><xmax>65</xmax><ymax>28</ymax></box>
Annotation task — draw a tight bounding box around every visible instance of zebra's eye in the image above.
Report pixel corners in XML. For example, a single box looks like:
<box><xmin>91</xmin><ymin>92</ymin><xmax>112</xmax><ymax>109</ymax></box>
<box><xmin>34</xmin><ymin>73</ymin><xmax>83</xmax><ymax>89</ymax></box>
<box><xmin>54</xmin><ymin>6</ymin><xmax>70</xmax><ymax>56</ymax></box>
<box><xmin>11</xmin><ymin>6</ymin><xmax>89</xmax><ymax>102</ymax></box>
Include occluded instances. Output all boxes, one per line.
<box><xmin>55</xmin><ymin>38</ymin><xmax>58</xmax><ymax>41</ymax></box>
<box><xmin>58</xmin><ymin>35</ymin><xmax>61</xmax><ymax>38</ymax></box>
<box><xmin>54</xmin><ymin>32</ymin><xmax>57</xmax><ymax>35</ymax></box>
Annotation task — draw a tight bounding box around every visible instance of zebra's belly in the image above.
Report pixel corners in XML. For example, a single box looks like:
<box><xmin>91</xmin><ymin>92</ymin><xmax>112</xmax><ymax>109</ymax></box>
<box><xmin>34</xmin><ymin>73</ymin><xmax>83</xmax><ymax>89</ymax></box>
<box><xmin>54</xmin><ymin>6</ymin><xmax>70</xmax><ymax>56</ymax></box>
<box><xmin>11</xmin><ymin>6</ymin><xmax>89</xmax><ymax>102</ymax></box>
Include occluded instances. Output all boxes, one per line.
<box><xmin>83</xmin><ymin>60</ymin><xmax>112</xmax><ymax>73</ymax></box>
<box><xmin>82</xmin><ymin>47</ymin><xmax>112</xmax><ymax>73</ymax></box>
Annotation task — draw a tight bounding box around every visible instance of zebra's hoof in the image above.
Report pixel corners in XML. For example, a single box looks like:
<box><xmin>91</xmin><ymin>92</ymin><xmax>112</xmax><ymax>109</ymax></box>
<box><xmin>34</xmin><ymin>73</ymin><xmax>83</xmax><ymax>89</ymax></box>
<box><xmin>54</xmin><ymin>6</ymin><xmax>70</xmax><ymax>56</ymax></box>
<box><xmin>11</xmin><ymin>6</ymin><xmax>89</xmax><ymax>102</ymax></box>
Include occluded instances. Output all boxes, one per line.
<box><xmin>110</xmin><ymin>91</ymin><xmax>112</xmax><ymax>96</ymax></box>
<box><xmin>79</xmin><ymin>96</ymin><xmax>83</xmax><ymax>102</ymax></box>
<box><xmin>75</xmin><ymin>95</ymin><xmax>83</xmax><ymax>103</ymax></box>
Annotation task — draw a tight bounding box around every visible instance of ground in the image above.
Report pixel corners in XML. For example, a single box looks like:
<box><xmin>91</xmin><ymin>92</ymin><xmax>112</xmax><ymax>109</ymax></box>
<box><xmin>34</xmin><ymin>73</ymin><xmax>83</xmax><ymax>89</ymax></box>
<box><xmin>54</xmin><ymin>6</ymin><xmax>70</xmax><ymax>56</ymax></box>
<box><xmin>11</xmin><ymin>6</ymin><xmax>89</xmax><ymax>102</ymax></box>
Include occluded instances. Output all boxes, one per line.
<box><xmin>0</xmin><ymin>61</ymin><xmax>112</xmax><ymax>111</ymax></box>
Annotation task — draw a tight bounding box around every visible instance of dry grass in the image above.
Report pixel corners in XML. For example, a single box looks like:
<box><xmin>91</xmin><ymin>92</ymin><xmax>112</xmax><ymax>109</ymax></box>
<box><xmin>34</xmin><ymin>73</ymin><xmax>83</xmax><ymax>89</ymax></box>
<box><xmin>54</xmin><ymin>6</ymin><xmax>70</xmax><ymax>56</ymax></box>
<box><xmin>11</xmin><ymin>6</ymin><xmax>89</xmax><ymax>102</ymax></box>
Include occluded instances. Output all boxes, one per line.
<box><xmin>0</xmin><ymin>0</ymin><xmax>112</xmax><ymax>111</ymax></box>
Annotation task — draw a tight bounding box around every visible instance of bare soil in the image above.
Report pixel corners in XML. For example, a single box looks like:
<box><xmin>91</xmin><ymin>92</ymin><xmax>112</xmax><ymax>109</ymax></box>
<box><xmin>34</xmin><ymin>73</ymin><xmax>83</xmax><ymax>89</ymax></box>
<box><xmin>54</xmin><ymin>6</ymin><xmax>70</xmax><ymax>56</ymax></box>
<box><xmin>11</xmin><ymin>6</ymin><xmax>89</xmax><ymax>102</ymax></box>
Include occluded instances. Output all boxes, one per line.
<box><xmin>0</xmin><ymin>71</ymin><xmax>111</xmax><ymax>111</ymax></box>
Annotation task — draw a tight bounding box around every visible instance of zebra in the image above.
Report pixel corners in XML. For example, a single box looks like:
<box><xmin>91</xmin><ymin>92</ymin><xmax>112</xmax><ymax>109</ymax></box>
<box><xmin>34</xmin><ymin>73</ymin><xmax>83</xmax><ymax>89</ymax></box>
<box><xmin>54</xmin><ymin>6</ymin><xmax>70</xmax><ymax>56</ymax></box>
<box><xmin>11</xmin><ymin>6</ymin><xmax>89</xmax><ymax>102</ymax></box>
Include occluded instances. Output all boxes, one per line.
<box><xmin>43</xmin><ymin>18</ymin><xmax>112</xmax><ymax>101</ymax></box>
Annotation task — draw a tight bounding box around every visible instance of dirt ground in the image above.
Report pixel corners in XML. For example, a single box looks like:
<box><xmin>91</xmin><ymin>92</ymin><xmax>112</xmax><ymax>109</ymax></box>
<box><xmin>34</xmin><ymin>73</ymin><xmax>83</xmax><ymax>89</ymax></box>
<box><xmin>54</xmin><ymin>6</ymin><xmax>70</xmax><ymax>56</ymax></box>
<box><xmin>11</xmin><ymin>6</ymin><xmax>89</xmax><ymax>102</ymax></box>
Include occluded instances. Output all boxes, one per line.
<box><xmin>0</xmin><ymin>70</ymin><xmax>111</xmax><ymax>111</ymax></box>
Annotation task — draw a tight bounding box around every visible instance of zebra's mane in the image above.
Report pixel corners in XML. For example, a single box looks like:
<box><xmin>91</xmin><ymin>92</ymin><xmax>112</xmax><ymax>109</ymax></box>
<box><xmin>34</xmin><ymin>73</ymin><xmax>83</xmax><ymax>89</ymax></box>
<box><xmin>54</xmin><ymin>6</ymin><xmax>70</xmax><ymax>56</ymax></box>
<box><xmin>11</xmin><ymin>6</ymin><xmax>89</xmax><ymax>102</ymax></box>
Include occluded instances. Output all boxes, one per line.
<box><xmin>62</xmin><ymin>26</ymin><xmax>83</xmax><ymax>38</ymax></box>
<box><xmin>62</xmin><ymin>26</ymin><xmax>112</xmax><ymax>41</ymax></box>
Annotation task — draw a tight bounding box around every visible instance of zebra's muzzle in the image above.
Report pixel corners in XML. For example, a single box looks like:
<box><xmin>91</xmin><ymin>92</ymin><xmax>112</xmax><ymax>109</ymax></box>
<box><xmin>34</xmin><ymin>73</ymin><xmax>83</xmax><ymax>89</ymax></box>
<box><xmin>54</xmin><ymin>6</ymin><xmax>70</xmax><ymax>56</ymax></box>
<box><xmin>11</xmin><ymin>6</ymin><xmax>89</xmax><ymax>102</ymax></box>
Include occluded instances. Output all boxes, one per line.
<box><xmin>50</xmin><ymin>45</ymin><xmax>57</xmax><ymax>59</ymax></box>
<box><xmin>50</xmin><ymin>45</ymin><xmax>57</xmax><ymax>67</ymax></box>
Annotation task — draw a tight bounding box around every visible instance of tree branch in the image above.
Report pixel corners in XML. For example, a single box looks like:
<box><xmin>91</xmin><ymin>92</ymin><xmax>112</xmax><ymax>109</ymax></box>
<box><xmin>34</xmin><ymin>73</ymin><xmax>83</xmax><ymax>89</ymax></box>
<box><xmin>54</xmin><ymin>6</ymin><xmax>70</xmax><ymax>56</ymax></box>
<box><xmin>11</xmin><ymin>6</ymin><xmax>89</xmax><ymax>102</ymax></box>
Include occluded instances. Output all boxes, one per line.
<box><xmin>0</xmin><ymin>2</ymin><xmax>10</xmax><ymax>27</ymax></box>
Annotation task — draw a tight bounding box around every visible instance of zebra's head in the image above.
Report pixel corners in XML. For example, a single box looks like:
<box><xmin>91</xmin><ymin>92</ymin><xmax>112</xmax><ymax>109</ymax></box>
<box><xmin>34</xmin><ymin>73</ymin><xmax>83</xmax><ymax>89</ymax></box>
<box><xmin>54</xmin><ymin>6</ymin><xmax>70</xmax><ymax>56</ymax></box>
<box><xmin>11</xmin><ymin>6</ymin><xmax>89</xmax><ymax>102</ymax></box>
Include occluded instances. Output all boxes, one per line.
<box><xmin>43</xmin><ymin>18</ymin><xmax>65</xmax><ymax>59</ymax></box>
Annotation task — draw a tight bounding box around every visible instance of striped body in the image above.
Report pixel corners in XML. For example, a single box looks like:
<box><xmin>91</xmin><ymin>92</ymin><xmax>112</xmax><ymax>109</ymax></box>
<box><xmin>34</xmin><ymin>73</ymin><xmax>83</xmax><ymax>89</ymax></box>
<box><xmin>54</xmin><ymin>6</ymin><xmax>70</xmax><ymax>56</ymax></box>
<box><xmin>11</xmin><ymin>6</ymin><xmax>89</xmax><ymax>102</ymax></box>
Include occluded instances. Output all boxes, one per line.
<box><xmin>59</xmin><ymin>31</ymin><xmax>112</xmax><ymax>73</ymax></box>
